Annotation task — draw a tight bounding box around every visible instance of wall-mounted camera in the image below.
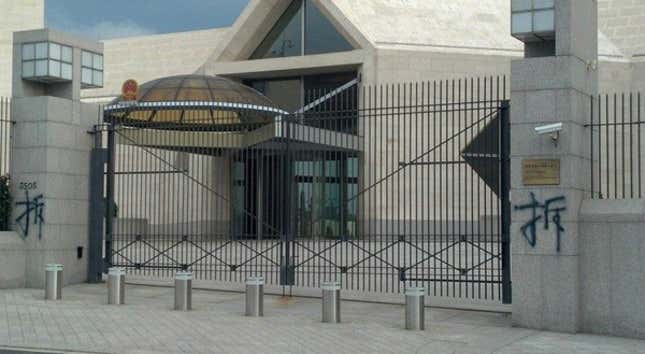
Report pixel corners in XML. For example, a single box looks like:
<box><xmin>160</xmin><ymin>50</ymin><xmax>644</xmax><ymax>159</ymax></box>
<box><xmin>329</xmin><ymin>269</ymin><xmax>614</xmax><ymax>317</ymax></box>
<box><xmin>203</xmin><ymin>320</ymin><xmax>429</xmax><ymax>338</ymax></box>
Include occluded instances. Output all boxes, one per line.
<box><xmin>534</xmin><ymin>122</ymin><xmax>563</xmax><ymax>146</ymax></box>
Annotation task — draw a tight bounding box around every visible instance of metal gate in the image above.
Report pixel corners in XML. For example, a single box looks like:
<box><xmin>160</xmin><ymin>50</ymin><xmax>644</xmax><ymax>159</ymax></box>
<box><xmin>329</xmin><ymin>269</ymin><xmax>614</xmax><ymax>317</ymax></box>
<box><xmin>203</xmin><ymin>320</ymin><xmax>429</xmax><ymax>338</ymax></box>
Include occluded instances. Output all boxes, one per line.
<box><xmin>95</xmin><ymin>76</ymin><xmax>511</xmax><ymax>303</ymax></box>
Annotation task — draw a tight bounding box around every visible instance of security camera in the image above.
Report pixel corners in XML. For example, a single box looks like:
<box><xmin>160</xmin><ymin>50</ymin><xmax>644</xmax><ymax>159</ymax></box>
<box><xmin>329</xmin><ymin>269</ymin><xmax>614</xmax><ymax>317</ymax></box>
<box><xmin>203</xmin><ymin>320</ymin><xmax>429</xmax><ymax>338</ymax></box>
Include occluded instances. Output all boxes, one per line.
<box><xmin>535</xmin><ymin>123</ymin><xmax>563</xmax><ymax>146</ymax></box>
<box><xmin>534</xmin><ymin>123</ymin><xmax>563</xmax><ymax>135</ymax></box>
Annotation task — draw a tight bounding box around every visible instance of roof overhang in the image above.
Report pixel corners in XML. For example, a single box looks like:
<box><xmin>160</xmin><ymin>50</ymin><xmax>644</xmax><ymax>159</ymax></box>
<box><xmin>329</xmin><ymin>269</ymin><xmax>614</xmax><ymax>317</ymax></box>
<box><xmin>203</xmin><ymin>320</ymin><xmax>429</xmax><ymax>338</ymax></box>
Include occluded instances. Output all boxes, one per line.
<box><xmin>206</xmin><ymin>50</ymin><xmax>366</xmax><ymax>80</ymax></box>
<box><xmin>117</xmin><ymin>119</ymin><xmax>362</xmax><ymax>154</ymax></box>
<box><xmin>199</xmin><ymin>0</ymin><xmax>373</xmax><ymax>71</ymax></box>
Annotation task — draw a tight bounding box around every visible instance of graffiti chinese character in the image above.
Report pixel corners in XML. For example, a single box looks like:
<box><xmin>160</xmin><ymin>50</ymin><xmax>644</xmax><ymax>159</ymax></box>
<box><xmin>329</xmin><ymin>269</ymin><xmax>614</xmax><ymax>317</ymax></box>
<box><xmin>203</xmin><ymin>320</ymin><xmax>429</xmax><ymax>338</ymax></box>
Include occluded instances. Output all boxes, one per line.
<box><xmin>15</xmin><ymin>190</ymin><xmax>45</xmax><ymax>239</ymax></box>
<box><xmin>514</xmin><ymin>192</ymin><xmax>566</xmax><ymax>252</ymax></box>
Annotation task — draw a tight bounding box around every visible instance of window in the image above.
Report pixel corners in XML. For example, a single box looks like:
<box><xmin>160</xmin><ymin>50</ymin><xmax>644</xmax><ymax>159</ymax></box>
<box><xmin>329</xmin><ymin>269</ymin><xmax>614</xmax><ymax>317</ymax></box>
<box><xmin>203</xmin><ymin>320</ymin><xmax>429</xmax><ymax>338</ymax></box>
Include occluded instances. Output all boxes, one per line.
<box><xmin>81</xmin><ymin>50</ymin><xmax>104</xmax><ymax>88</ymax></box>
<box><xmin>250</xmin><ymin>0</ymin><xmax>354</xmax><ymax>59</ymax></box>
<box><xmin>248</xmin><ymin>78</ymin><xmax>302</xmax><ymax>113</ymax></box>
<box><xmin>304</xmin><ymin>0</ymin><xmax>353</xmax><ymax>55</ymax></box>
<box><xmin>246</xmin><ymin>72</ymin><xmax>356</xmax><ymax>110</ymax></box>
<box><xmin>294</xmin><ymin>155</ymin><xmax>358</xmax><ymax>239</ymax></box>
<box><xmin>22</xmin><ymin>42</ymin><xmax>73</xmax><ymax>81</ymax></box>
<box><xmin>251</xmin><ymin>0</ymin><xmax>303</xmax><ymax>59</ymax></box>
<box><xmin>245</xmin><ymin>71</ymin><xmax>358</xmax><ymax>133</ymax></box>
<box><xmin>511</xmin><ymin>0</ymin><xmax>555</xmax><ymax>42</ymax></box>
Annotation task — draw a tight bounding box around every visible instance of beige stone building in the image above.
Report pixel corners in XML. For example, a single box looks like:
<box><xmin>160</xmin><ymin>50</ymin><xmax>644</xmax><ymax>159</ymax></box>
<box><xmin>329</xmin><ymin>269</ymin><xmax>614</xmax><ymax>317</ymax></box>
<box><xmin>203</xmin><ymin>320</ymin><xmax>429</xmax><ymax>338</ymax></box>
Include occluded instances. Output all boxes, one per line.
<box><xmin>0</xmin><ymin>0</ymin><xmax>44</xmax><ymax>97</ymax></box>
<box><xmin>74</xmin><ymin>0</ymin><xmax>642</xmax><ymax>228</ymax></box>
<box><xmin>78</xmin><ymin>0</ymin><xmax>644</xmax><ymax>105</ymax></box>
<box><xmin>2</xmin><ymin>2</ymin><xmax>640</xmax><ymax>99</ymax></box>
<box><xmin>2</xmin><ymin>1</ymin><xmax>643</xmax><ymax>232</ymax></box>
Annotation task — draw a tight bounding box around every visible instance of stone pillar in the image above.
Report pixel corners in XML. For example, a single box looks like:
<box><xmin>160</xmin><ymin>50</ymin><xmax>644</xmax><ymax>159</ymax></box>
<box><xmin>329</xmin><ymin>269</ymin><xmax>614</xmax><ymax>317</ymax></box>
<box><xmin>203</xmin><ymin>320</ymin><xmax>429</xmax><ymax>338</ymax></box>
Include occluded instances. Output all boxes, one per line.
<box><xmin>510</xmin><ymin>1</ymin><xmax>598</xmax><ymax>332</ymax></box>
<box><xmin>10</xmin><ymin>97</ymin><xmax>98</xmax><ymax>287</ymax></box>
<box><xmin>9</xmin><ymin>29</ymin><xmax>103</xmax><ymax>288</ymax></box>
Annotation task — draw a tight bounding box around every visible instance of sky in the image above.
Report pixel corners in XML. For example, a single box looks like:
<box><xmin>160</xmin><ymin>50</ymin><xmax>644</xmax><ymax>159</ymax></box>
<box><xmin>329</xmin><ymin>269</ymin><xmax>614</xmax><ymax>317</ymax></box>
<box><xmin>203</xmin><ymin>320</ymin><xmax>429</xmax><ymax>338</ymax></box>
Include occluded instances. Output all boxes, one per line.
<box><xmin>45</xmin><ymin>0</ymin><xmax>250</xmax><ymax>40</ymax></box>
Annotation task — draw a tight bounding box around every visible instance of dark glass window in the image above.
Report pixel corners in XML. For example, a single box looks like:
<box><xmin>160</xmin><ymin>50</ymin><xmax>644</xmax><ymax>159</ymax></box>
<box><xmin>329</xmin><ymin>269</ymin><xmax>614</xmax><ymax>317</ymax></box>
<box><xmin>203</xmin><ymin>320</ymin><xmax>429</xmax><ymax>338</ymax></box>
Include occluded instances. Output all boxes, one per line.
<box><xmin>251</xmin><ymin>0</ymin><xmax>303</xmax><ymax>59</ymax></box>
<box><xmin>304</xmin><ymin>72</ymin><xmax>358</xmax><ymax>134</ymax></box>
<box><xmin>304</xmin><ymin>1</ymin><xmax>353</xmax><ymax>55</ymax></box>
<box><xmin>245</xmin><ymin>71</ymin><xmax>357</xmax><ymax>134</ymax></box>
<box><xmin>250</xmin><ymin>0</ymin><xmax>354</xmax><ymax>60</ymax></box>
<box><xmin>248</xmin><ymin>78</ymin><xmax>302</xmax><ymax>113</ymax></box>
<box><xmin>294</xmin><ymin>154</ymin><xmax>358</xmax><ymax>239</ymax></box>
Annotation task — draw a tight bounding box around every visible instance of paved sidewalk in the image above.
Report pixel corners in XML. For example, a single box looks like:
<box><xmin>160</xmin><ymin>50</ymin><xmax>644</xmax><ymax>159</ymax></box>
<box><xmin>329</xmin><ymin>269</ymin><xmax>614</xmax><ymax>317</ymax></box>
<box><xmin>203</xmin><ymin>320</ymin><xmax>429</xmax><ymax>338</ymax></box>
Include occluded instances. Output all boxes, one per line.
<box><xmin>0</xmin><ymin>284</ymin><xmax>643</xmax><ymax>354</ymax></box>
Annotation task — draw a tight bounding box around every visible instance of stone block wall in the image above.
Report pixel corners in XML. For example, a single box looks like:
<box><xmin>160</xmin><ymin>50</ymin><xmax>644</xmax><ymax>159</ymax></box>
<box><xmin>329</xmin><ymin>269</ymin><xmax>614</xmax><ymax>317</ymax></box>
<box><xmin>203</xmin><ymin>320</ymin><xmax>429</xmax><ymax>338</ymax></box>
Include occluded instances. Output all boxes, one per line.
<box><xmin>10</xmin><ymin>96</ymin><xmax>97</xmax><ymax>287</ymax></box>
<box><xmin>0</xmin><ymin>231</ymin><xmax>25</xmax><ymax>288</ymax></box>
<box><xmin>580</xmin><ymin>199</ymin><xmax>645</xmax><ymax>339</ymax></box>
<box><xmin>0</xmin><ymin>0</ymin><xmax>43</xmax><ymax>97</ymax></box>
<box><xmin>81</xmin><ymin>28</ymin><xmax>229</xmax><ymax>103</ymax></box>
<box><xmin>598</xmin><ymin>0</ymin><xmax>645</xmax><ymax>58</ymax></box>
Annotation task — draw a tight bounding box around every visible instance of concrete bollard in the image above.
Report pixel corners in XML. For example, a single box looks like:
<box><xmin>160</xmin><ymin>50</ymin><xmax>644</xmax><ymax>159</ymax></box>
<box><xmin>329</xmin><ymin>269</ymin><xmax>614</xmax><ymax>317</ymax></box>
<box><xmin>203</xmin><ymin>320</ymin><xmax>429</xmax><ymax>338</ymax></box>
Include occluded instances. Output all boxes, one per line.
<box><xmin>245</xmin><ymin>276</ymin><xmax>264</xmax><ymax>317</ymax></box>
<box><xmin>322</xmin><ymin>281</ymin><xmax>341</xmax><ymax>323</ymax></box>
<box><xmin>45</xmin><ymin>264</ymin><xmax>63</xmax><ymax>300</ymax></box>
<box><xmin>174</xmin><ymin>271</ymin><xmax>192</xmax><ymax>311</ymax></box>
<box><xmin>107</xmin><ymin>267</ymin><xmax>126</xmax><ymax>305</ymax></box>
<box><xmin>405</xmin><ymin>287</ymin><xmax>425</xmax><ymax>330</ymax></box>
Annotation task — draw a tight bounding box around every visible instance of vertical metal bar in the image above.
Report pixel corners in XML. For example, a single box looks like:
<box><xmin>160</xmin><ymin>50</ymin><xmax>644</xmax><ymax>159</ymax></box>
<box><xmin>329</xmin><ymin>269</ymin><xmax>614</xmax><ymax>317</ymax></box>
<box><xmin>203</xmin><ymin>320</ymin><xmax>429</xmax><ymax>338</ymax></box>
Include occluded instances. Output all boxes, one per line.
<box><xmin>88</xmin><ymin>124</ymin><xmax>106</xmax><ymax>283</ymax></box>
<box><xmin>439</xmin><ymin>80</ymin><xmax>444</xmax><ymax>297</ymax></box>
<box><xmin>105</xmin><ymin>123</ymin><xmax>116</xmax><ymax>272</ymax></box>
<box><xmin>605</xmin><ymin>94</ymin><xmax>611</xmax><ymax>198</ymax></box>
<box><xmin>451</xmin><ymin>79</ymin><xmax>456</xmax><ymax>298</ymax></box>
<box><xmin>629</xmin><ymin>93</ymin><xmax>634</xmax><ymax>198</ymax></box>
<box><xmin>433</xmin><ymin>80</ymin><xmax>437</xmax><ymax>297</ymax></box>
<box><xmin>614</xmin><ymin>94</ymin><xmax>618</xmax><ymax>199</ymax></box>
<box><xmin>590</xmin><ymin>95</ymin><xmax>595</xmax><ymax>198</ymax></box>
<box><xmin>500</xmin><ymin>100</ymin><xmax>512</xmax><ymax>304</ymax></box>
<box><xmin>639</xmin><ymin>93</ymin><xmax>642</xmax><ymax>198</ymax></box>
<box><xmin>622</xmin><ymin>93</ymin><xmax>625</xmax><ymax>198</ymax></box>
<box><xmin>598</xmin><ymin>95</ymin><xmax>602</xmax><ymax>199</ymax></box>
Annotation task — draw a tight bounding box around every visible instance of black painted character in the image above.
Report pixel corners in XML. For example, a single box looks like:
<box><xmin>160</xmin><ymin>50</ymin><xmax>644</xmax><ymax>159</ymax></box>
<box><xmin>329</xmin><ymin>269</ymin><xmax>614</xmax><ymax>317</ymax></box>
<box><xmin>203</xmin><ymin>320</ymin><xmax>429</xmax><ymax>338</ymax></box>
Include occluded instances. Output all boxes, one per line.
<box><xmin>15</xmin><ymin>190</ymin><xmax>45</xmax><ymax>239</ymax></box>
<box><xmin>514</xmin><ymin>192</ymin><xmax>566</xmax><ymax>252</ymax></box>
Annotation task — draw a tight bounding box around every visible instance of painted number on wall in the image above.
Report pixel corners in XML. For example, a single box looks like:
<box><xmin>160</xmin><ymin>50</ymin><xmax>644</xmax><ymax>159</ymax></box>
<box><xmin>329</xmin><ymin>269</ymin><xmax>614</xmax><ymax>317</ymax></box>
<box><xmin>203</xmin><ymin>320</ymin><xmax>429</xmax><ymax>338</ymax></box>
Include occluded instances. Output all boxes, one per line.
<box><xmin>19</xmin><ymin>181</ymin><xmax>38</xmax><ymax>190</ymax></box>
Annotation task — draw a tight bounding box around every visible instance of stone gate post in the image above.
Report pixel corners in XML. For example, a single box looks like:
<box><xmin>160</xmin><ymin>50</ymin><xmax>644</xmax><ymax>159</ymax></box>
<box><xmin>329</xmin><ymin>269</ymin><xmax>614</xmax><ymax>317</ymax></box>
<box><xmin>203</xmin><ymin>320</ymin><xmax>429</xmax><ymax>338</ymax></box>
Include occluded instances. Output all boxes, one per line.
<box><xmin>510</xmin><ymin>0</ymin><xmax>598</xmax><ymax>332</ymax></box>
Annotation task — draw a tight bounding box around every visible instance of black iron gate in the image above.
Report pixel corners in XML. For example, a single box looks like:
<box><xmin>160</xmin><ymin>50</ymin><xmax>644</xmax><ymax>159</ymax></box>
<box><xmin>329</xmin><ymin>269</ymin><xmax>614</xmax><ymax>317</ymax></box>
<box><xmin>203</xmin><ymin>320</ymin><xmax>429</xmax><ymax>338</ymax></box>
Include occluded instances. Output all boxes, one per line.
<box><xmin>97</xmin><ymin>77</ymin><xmax>511</xmax><ymax>303</ymax></box>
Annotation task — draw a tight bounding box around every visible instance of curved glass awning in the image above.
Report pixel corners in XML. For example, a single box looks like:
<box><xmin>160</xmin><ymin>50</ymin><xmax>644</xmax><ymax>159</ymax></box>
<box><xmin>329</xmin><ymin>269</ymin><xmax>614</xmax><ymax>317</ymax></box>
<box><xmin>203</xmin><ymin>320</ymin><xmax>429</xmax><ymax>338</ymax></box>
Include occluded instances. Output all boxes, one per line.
<box><xmin>104</xmin><ymin>75</ymin><xmax>288</xmax><ymax>130</ymax></box>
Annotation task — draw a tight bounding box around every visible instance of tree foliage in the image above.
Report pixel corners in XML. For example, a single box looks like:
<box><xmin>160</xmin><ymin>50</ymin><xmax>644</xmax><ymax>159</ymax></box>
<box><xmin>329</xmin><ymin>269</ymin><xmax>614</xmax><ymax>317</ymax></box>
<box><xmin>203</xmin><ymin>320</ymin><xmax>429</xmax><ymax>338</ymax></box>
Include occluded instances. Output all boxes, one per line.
<box><xmin>0</xmin><ymin>175</ymin><xmax>11</xmax><ymax>231</ymax></box>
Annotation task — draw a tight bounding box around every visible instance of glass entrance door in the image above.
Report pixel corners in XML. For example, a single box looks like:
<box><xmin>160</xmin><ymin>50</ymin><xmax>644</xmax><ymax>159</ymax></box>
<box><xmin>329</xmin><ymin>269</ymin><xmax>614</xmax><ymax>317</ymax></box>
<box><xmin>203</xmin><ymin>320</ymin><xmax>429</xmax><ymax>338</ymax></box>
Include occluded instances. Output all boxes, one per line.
<box><xmin>232</xmin><ymin>152</ymin><xmax>357</xmax><ymax>241</ymax></box>
<box><xmin>294</xmin><ymin>155</ymin><xmax>358</xmax><ymax>240</ymax></box>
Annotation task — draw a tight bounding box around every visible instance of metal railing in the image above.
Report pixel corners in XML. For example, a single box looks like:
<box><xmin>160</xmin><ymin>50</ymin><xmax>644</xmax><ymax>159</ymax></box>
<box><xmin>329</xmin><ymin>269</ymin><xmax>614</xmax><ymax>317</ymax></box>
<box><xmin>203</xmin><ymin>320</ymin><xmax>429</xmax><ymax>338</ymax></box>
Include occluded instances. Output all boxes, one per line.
<box><xmin>589</xmin><ymin>93</ymin><xmax>643</xmax><ymax>199</ymax></box>
<box><xmin>0</xmin><ymin>97</ymin><xmax>12</xmax><ymax>176</ymax></box>
<box><xmin>101</xmin><ymin>76</ymin><xmax>512</xmax><ymax>302</ymax></box>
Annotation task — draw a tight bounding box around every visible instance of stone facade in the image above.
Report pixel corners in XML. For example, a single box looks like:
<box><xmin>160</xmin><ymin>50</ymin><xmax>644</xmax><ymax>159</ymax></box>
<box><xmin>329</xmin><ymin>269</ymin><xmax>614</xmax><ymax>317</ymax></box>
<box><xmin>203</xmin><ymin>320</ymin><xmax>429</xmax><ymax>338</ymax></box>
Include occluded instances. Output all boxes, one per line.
<box><xmin>0</xmin><ymin>0</ymin><xmax>44</xmax><ymax>97</ymax></box>
<box><xmin>81</xmin><ymin>0</ymin><xmax>642</xmax><ymax>103</ymax></box>
<box><xmin>9</xmin><ymin>29</ymin><xmax>102</xmax><ymax>288</ymax></box>
<box><xmin>598</xmin><ymin>0</ymin><xmax>645</xmax><ymax>58</ymax></box>
<box><xmin>0</xmin><ymin>231</ymin><xmax>25</xmax><ymax>288</ymax></box>
<box><xmin>579</xmin><ymin>199</ymin><xmax>645</xmax><ymax>339</ymax></box>
<box><xmin>82</xmin><ymin>28</ymin><xmax>229</xmax><ymax>103</ymax></box>
<box><xmin>11</xmin><ymin>96</ymin><xmax>97</xmax><ymax>287</ymax></box>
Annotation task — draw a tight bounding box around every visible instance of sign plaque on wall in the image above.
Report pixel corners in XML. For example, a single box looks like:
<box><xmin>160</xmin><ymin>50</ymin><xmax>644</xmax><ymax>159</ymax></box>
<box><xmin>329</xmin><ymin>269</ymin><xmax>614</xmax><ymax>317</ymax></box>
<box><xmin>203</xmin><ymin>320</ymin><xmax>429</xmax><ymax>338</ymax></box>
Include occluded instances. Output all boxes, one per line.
<box><xmin>522</xmin><ymin>159</ymin><xmax>560</xmax><ymax>186</ymax></box>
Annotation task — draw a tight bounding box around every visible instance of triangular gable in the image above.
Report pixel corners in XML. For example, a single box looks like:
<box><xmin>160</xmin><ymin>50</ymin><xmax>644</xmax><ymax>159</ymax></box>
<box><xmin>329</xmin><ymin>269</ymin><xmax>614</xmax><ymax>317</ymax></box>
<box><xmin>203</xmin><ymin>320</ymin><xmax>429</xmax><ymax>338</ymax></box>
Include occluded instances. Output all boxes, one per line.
<box><xmin>250</xmin><ymin>0</ymin><xmax>354</xmax><ymax>59</ymax></box>
<box><xmin>202</xmin><ymin>0</ymin><xmax>372</xmax><ymax>64</ymax></box>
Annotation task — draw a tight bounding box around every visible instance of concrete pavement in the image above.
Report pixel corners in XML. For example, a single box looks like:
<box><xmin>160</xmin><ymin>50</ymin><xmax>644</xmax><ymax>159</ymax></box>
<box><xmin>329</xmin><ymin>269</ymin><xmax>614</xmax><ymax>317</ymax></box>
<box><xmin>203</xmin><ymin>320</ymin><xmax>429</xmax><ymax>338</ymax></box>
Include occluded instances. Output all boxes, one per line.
<box><xmin>0</xmin><ymin>284</ymin><xmax>643</xmax><ymax>354</ymax></box>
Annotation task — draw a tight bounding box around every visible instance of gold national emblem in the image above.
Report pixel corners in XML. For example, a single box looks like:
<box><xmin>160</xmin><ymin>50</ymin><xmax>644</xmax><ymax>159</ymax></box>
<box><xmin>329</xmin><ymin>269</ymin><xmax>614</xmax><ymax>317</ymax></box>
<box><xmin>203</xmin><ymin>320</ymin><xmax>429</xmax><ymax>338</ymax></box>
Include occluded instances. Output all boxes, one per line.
<box><xmin>121</xmin><ymin>79</ymin><xmax>139</xmax><ymax>101</ymax></box>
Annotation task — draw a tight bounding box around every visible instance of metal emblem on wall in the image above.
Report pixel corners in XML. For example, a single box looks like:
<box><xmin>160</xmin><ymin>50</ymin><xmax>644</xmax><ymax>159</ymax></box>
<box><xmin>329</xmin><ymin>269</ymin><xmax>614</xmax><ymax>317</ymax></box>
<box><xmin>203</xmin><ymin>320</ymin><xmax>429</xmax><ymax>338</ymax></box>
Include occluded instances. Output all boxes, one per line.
<box><xmin>121</xmin><ymin>79</ymin><xmax>139</xmax><ymax>102</ymax></box>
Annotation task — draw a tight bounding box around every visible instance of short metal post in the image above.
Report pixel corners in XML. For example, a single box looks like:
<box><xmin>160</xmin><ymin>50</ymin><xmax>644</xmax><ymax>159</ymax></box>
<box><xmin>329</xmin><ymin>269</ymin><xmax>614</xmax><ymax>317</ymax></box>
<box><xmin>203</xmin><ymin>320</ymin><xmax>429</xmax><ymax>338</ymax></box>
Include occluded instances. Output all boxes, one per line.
<box><xmin>245</xmin><ymin>276</ymin><xmax>264</xmax><ymax>317</ymax></box>
<box><xmin>405</xmin><ymin>287</ymin><xmax>425</xmax><ymax>330</ymax></box>
<box><xmin>107</xmin><ymin>267</ymin><xmax>125</xmax><ymax>305</ymax></box>
<box><xmin>44</xmin><ymin>264</ymin><xmax>63</xmax><ymax>300</ymax></box>
<box><xmin>322</xmin><ymin>281</ymin><xmax>341</xmax><ymax>323</ymax></box>
<box><xmin>174</xmin><ymin>271</ymin><xmax>192</xmax><ymax>311</ymax></box>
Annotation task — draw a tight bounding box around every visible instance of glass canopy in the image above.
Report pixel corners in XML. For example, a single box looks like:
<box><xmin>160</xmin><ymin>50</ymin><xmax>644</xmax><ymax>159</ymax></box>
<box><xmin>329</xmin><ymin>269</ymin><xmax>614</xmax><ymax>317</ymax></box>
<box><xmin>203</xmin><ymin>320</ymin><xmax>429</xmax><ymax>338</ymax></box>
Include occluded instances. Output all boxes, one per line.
<box><xmin>104</xmin><ymin>75</ymin><xmax>287</xmax><ymax>130</ymax></box>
